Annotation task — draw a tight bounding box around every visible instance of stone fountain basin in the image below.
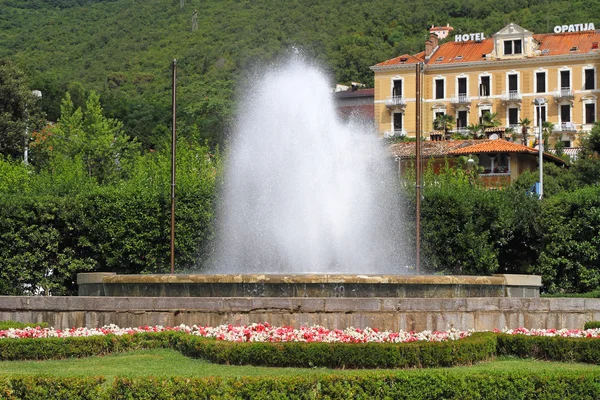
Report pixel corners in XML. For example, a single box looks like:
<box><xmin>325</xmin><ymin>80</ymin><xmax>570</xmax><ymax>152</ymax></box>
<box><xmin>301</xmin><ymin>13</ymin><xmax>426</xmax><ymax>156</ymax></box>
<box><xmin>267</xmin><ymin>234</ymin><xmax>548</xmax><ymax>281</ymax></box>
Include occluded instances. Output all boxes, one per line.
<box><xmin>77</xmin><ymin>273</ymin><xmax>541</xmax><ymax>298</ymax></box>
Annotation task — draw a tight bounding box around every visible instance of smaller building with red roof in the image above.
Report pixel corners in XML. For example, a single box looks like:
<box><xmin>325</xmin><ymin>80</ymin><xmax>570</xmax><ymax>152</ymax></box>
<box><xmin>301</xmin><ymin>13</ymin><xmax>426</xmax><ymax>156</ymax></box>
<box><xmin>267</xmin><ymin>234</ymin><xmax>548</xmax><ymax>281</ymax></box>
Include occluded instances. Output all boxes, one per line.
<box><xmin>391</xmin><ymin>138</ymin><xmax>567</xmax><ymax>187</ymax></box>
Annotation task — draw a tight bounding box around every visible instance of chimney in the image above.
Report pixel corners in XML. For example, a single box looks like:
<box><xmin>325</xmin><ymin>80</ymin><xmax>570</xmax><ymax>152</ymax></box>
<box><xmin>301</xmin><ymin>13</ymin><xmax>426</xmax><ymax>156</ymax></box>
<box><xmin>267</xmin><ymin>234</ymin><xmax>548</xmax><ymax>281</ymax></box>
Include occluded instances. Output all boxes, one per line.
<box><xmin>425</xmin><ymin>32</ymin><xmax>439</xmax><ymax>59</ymax></box>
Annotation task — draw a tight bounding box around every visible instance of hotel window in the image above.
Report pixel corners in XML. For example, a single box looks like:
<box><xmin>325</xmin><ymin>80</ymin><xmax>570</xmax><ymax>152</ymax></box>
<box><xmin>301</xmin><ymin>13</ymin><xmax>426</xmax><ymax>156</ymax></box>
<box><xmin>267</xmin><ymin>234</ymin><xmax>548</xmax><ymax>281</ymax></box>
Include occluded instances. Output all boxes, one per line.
<box><xmin>586</xmin><ymin>103</ymin><xmax>596</xmax><ymax>124</ymax></box>
<box><xmin>508</xmin><ymin>108</ymin><xmax>519</xmax><ymax>126</ymax></box>
<box><xmin>479</xmin><ymin>109</ymin><xmax>491</xmax><ymax>125</ymax></box>
<box><xmin>392</xmin><ymin>79</ymin><xmax>403</xmax><ymax>98</ymax></box>
<box><xmin>504</xmin><ymin>39</ymin><xmax>522</xmax><ymax>55</ymax></box>
<box><xmin>479</xmin><ymin>76</ymin><xmax>491</xmax><ymax>96</ymax></box>
<box><xmin>560</xmin><ymin>104</ymin><xmax>571</xmax><ymax>123</ymax></box>
<box><xmin>457</xmin><ymin>110</ymin><xmax>468</xmax><ymax>129</ymax></box>
<box><xmin>435</xmin><ymin>79</ymin><xmax>444</xmax><ymax>99</ymax></box>
<box><xmin>536</xmin><ymin>72</ymin><xmax>546</xmax><ymax>93</ymax></box>
<box><xmin>393</xmin><ymin>112</ymin><xmax>403</xmax><ymax>134</ymax></box>
<box><xmin>536</xmin><ymin>105</ymin><xmax>547</xmax><ymax>124</ymax></box>
<box><xmin>560</xmin><ymin>70</ymin><xmax>571</xmax><ymax>90</ymax></box>
<box><xmin>585</xmin><ymin>68</ymin><xmax>595</xmax><ymax>90</ymax></box>
<box><xmin>508</xmin><ymin>73</ymin><xmax>518</xmax><ymax>94</ymax></box>
<box><xmin>433</xmin><ymin>111</ymin><xmax>445</xmax><ymax>130</ymax></box>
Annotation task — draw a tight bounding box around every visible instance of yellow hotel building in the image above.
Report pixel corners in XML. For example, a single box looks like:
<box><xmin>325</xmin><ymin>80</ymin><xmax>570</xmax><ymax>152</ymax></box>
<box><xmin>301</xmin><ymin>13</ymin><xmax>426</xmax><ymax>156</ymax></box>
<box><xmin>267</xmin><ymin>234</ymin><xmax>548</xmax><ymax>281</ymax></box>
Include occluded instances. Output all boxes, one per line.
<box><xmin>371</xmin><ymin>23</ymin><xmax>600</xmax><ymax>147</ymax></box>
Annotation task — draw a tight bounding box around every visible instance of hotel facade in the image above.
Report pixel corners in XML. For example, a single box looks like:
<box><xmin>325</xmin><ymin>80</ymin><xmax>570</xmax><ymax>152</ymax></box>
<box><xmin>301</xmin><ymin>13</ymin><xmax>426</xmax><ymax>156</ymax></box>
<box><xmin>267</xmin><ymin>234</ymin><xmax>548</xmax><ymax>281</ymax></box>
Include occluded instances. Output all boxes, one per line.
<box><xmin>371</xmin><ymin>23</ymin><xmax>600</xmax><ymax>147</ymax></box>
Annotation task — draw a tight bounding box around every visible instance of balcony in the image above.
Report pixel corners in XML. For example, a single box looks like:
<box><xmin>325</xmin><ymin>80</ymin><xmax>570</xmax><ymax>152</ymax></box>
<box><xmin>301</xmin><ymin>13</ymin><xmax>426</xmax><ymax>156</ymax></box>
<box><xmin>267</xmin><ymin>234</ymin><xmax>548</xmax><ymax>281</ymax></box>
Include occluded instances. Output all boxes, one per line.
<box><xmin>450</xmin><ymin>94</ymin><xmax>470</xmax><ymax>105</ymax></box>
<box><xmin>385</xmin><ymin>96</ymin><xmax>406</xmax><ymax>109</ymax></box>
<box><xmin>384</xmin><ymin>129</ymin><xmax>407</xmax><ymax>138</ymax></box>
<box><xmin>501</xmin><ymin>91</ymin><xmax>522</xmax><ymax>103</ymax></box>
<box><xmin>553</xmin><ymin>87</ymin><xmax>574</xmax><ymax>99</ymax></box>
<box><xmin>553</xmin><ymin>122</ymin><xmax>578</xmax><ymax>132</ymax></box>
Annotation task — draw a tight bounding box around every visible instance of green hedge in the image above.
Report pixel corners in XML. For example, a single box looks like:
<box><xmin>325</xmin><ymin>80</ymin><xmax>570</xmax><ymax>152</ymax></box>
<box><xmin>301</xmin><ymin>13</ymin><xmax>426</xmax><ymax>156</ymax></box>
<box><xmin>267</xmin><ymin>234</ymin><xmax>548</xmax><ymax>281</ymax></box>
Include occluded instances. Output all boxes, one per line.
<box><xmin>107</xmin><ymin>373</ymin><xmax>600</xmax><ymax>400</ymax></box>
<box><xmin>0</xmin><ymin>373</ymin><xmax>598</xmax><ymax>399</ymax></box>
<box><xmin>173</xmin><ymin>332</ymin><xmax>496</xmax><ymax>369</ymax></box>
<box><xmin>0</xmin><ymin>332</ymin><xmax>175</xmax><ymax>361</ymax></box>
<box><xmin>585</xmin><ymin>321</ymin><xmax>600</xmax><ymax>330</ymax></box>
<box><xmin>497</xmin><ymin>333</ymin><xmax>600</xmax><ymax>364</ymax></box>
<box><xmin>0</xmin><ymin>321</ymin><xmax>48</xmax><ymax>330</ymax></box>
<box><xmin>0</xmin><ymin>332</ymin><xmax>495</xmax><ymax>369</ymax></box>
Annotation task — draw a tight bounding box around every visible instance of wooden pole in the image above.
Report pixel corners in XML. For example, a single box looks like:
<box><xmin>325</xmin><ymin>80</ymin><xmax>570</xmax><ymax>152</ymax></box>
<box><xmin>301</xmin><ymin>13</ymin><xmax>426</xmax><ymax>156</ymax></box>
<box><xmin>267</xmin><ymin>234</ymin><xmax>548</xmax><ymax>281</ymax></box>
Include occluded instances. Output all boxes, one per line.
<box><xmin>415</xmin><ymin>62</ymin><xmax>422</xmax><ymax>274</ymax></box>
<box><xmin>170</xmin><ymin>59</ymin><xmax>177</xmax><ymax>274</ymax></box>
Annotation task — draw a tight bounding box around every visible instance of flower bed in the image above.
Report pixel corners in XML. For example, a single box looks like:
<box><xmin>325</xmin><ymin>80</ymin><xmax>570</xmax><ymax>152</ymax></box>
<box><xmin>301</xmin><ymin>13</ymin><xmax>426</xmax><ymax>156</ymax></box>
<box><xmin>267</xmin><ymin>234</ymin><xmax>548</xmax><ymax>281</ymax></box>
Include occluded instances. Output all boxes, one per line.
<box><xmin>0</xmin><ymin>323</ymin><xmax>472</xmax><ymax>343</ymax></box>
<box><xmin>498</xmin><ymin>327</ymin><xmax>600</xmax><ymax>338</ymax></box>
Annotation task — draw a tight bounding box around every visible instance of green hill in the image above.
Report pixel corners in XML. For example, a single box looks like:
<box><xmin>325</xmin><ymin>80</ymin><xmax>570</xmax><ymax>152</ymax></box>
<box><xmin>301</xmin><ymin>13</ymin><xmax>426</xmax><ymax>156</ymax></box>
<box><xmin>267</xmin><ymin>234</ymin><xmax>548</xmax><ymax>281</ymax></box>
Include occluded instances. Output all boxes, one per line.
<box><xmin>1</xmin><ymin>0</ymin><xmax>596</xmax><ymax>147</ymax></box>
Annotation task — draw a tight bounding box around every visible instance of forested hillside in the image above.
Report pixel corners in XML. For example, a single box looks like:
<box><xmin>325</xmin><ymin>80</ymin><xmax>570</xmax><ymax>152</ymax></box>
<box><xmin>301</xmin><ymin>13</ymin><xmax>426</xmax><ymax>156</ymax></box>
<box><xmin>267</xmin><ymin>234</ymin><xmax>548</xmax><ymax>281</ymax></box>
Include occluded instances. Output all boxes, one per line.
<box><xmin>2</xmin><ymin>0</ymin><xmax>598</xmax><ymax>147</ymax></box>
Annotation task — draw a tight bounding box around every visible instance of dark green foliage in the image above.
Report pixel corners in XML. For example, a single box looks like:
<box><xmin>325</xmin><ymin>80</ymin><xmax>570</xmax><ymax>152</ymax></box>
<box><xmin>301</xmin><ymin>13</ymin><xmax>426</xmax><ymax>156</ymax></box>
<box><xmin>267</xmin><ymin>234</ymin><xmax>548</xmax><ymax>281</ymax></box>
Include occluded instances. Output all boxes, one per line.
<box><xmin>585</xmin><ymin>321</ymin><xmax>600</xmax><ymax>330</ymax></box>
<box><xmin>497</xmin><ymin>334</ymin><xmax>600</xmax><ymax>364</ymax></box>
<box><xmin>535</xmin><ymin>185</ymin><xmax>600</xmax><ymax>294</ymax></box>
<box><xmin>7</xmin><ymin>376</ymin><xmax>106</xmax><ymax>400</ymax></box>
<box><xmin>171</xmin><ymin>332</ymin><xmax>496</xmax><ymax>369</ymax></box>
<box><xmin>0</xmin><ymin>60</ymin><xmax>45</xmax><ymax>160</ymax></box>
<box><xmin>0</xmin><ymin>321</ymin><xmax>48</xmax><ymax>330</ymax></box>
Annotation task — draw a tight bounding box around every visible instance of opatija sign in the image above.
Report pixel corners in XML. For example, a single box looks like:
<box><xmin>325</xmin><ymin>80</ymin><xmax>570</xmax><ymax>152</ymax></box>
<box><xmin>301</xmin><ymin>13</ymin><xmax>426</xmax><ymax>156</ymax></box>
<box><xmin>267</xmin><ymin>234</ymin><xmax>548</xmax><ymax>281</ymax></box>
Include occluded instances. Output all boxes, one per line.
<box><xmin>553</xmin><ymin>23</ymin><xmax>595</xmax><ymax>33</ymax></box>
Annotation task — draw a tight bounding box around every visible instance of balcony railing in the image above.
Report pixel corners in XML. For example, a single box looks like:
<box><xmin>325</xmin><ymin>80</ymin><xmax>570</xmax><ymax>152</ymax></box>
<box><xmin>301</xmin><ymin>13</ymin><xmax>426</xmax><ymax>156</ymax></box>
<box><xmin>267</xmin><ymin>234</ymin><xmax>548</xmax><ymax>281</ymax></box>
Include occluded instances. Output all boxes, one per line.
<box><xmin>553</xmin><ymin>87</ymin><xmax>574</xmax><ymax>99</ymax></box>
<box><xmin>501</xmin><ymin>91</ymin><xmax>522</xmax><ymax>102</ymax></box>
<box><xmin>507</xmin><ymin>124</ymin><xmax>521</xmax><ymax>131</ymax></box>
<box><xmin>450</xmin><ymin>94</ymin><xmax>470</xmax><ymax>105</ymax></box>
<box><xmin>385</xmin><ymin>96</ymin><xmax>406</xmax><ymax>108</ymax></box>
<box><xmin>384</xmin><ymin>129</ymin><xmax>407</xmax><ymax>138</ymax></box>
<box><xmin>553</xmin><ymin>122</ymin><xmax>577</xmax><ymax>132</ymax></box>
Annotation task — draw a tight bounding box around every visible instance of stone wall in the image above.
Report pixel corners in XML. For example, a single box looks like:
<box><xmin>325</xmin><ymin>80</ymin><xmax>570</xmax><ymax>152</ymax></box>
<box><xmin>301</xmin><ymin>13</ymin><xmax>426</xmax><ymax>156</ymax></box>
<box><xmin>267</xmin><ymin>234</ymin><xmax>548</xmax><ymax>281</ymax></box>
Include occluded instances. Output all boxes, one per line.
<box><xmin>1</xmin><ymin>296</ymin><xmax>599</xmax><ymax>331</ymax></box>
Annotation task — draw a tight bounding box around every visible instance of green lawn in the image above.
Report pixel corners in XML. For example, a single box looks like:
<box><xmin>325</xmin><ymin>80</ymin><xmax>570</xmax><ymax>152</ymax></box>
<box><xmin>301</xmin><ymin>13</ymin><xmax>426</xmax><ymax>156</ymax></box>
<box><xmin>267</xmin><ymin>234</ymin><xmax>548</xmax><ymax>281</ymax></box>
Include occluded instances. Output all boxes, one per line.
<box><xmin>1</xmin><ymin>349</ymin><xmax>599</xmax><ymax>381</ymax></box>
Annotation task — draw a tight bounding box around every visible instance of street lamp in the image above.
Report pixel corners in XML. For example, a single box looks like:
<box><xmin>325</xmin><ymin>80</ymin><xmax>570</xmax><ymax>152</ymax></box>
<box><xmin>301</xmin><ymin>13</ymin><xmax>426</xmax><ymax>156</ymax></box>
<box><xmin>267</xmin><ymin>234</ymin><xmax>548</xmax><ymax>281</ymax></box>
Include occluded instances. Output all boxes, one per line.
<box><xmin>534</xmin><ymin>97</ymin><xmax>546</xmax><ymax>200</ymax></box>
<box><xmin>24</xmin><ymin>90</ymin><xmax>42</xmax><ymax>165</ymax></box>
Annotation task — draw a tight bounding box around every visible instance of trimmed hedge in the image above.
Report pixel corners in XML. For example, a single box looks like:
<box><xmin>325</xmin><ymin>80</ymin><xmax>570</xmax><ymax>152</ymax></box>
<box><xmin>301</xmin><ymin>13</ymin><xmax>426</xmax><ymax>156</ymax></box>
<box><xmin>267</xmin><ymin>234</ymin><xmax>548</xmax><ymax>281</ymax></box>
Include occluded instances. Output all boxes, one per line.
<box><xmin>497</xmin><ymin>333</ymin><xmax>600</xmax><ymax>364</ymax></box>
<box><xmin>173</xmin><ymin>332</ymin><xmax>496</xmax><ymax>369</ymax></box>
<box><xmin>107</xmin><ymin>373</ymin><xmax>600</xmax><ymax>400</ymax></box>
<box><xmin>0</xmin><ymin>332</ymin><xmax>176</xmax><ymax>361</ymax></box>
<box><xmin>585</xmin><ymin>321</ymin><xmax>600</xmax><ymax>330</ymax></box>
<box><xmin>0</xmin><ymin>332</ymin><xmax>495</xmax><ymax>369</ymax></box>
<box><xmin>0</xmin><ymin>373</ymin><xmax>598</xmax><ymax>399</ymax></box>
<box><xmin>0</xmin><ymin>321</ymin><xmax>48</xmax><ymax>330</ymax></box>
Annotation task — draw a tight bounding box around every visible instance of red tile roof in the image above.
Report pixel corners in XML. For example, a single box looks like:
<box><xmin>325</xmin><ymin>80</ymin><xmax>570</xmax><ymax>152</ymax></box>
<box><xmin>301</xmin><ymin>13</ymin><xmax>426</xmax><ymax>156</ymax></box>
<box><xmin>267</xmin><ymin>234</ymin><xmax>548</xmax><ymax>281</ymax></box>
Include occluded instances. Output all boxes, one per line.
<box><xmin>375</xmin><ymin>53</ymin><xmax>424</xmax><ymax>67</ymax></box>
<box><xmin>390</xmin><ymin>140</ymin><xmax>480</xmax><ymax>158</ymax></box>
<box><xmin>448</xmin><ymin>139</ymin><xmax>566</xmax><ymax>165</ymax></box>
<box><xmin>391</xmin><ymin>139</ymin><xmax>566</xmax><ymax>165</ymax></box>
<box><xmin>375</xmin><ymin>30</ymin><xmax>600</xmax><ymax>67</ymax></box>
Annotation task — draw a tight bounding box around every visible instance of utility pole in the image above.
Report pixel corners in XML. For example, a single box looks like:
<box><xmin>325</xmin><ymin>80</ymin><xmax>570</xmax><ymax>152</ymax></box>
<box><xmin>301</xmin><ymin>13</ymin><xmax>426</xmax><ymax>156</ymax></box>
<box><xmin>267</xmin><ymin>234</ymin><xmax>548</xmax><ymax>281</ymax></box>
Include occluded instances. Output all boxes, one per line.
<box><xmin>170</xmin><ymin>59</ymin><xmax>177</xmax><ymax>274</ymax></box>
<box><xmin>415</xmin><ymin>62</ymin><xmax>423</xmax><ymax>274</ymax></box>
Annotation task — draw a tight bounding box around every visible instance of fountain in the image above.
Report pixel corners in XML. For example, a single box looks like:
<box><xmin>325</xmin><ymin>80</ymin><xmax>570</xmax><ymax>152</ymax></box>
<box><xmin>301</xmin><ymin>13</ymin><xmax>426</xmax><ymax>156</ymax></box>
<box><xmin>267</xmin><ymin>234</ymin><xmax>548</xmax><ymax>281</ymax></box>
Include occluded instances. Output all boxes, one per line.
<box><xmin>78</xmin><ymin>57</ymin><xmax>541</xmax><ymax>301</ymax></box>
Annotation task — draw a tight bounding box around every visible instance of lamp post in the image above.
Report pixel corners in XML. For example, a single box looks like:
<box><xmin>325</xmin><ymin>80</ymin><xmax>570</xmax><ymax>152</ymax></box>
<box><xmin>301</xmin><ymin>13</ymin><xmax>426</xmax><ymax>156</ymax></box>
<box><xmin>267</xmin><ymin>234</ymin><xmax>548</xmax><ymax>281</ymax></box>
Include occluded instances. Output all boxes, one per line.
<box><xmin>534</xmin><ymin>97</ymin><xmax>546</xmax><ymax>200</ymax></box>
<box><xmin>24</xmin><ymin>90</ymin><xmax>42</xmax><ymax>165</ymax></box>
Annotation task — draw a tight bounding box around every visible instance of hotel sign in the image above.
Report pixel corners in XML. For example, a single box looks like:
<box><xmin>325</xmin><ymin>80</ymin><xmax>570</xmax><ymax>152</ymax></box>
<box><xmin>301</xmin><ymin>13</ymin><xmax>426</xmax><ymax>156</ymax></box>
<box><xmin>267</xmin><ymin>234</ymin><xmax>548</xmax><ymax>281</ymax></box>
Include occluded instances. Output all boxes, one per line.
<box><xmin>554</xmin><ymin>23</ymin><xmax>595</xmax><ymax>33</ymax></box>
<box><xmin>455</xmin><ymin>32</ymin><xmax>485</xmax><ymax>42</ymax></box>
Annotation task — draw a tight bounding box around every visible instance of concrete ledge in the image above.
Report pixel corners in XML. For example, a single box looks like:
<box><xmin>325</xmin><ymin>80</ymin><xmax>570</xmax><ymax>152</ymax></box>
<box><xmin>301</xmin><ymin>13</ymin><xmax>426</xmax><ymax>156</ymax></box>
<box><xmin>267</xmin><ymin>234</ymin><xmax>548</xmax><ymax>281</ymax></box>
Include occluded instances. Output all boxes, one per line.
<box><xmin>0</xmin><ymin>296</ymin><xmax>596</xmax><ymax>331</ymax></box>
<box><xmin>78</xmin><ymin>273</ymin><xmax>542</xmax><ymax>298</ymax></box>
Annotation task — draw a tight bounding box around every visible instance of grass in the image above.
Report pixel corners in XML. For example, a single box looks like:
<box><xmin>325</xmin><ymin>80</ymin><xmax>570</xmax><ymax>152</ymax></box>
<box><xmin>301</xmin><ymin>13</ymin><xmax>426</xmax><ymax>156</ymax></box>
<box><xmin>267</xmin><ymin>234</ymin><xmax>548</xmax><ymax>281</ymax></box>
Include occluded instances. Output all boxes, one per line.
<box><xmin>0</xmin><ymin>349</ymin><xmax>599</xmax><ymax>381</ymax></box>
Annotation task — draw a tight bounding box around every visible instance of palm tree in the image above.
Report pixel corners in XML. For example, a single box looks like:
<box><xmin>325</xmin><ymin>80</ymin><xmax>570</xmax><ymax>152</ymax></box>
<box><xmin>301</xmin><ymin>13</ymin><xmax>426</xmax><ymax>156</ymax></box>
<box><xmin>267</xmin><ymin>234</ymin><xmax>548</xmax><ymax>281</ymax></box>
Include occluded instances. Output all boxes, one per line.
<box><xmin>466</xmin><ymin>123</ymin><xmax>483</xmax><ymax>139</ymax></box>
<box><xmin>518</xmin><ymin>118</ymin><xmax>532</xmax><ymax>146</ymax></box>
<box><xmin>481</xmin><ymin>112</ymin><xmax>501</xmax><ymax>130</ymax></box>
<box><xmin>434</xmin><ymin>114</ymin><xmax>454</xmax><ymax>139</ymax></box>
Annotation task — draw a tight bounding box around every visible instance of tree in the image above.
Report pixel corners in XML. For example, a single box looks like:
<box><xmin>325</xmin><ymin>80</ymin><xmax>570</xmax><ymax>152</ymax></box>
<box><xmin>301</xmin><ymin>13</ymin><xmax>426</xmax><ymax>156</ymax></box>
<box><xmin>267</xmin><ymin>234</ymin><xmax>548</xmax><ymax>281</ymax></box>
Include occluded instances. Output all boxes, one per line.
<box><xmin>518</xmin><ymin>118</ymin><xmax>531</xmax><ymax>145</ymax></box>
<box><xmin>434</xmin><ymin>113</ymin><xmax>454</xmax><ymax>139</ymax></box>
<box><xmin>0</xmin><ymin>60</ymin><xmax>44</xmax><ymax>160</ymax></box>
<box><xmin>466</xmin><ymin>123</ymin><xmax>483</xmax><ymax>139</ymax></box>
<box><xmin>47</xmin><ymin>92</ymin><xmax>139</xmax><ymax>183</ymax></box>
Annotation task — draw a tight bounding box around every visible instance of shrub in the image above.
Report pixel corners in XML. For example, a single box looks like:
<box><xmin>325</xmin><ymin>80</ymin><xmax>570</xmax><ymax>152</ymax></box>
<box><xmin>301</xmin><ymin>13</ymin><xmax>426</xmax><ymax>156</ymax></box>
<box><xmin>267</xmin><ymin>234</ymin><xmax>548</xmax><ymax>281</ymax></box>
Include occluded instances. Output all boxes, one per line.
<box><xmin>497</xmin><ymin>333</ymin><xmax>600</xmax><ymax>364</ymax></box>
<box><xmin>173</xmin><ymin>332</ymin><xmax>497</xmax><ymax>369</ymax></box>
<box><xmin>0</xmin><ymin>321</ymin><xmax>48</xmax><ymax>330</ymax></box>
<box><xmin>585</xmin><ymin>321</ymin><xmax>600</xmax><ymax>330</ymax></box>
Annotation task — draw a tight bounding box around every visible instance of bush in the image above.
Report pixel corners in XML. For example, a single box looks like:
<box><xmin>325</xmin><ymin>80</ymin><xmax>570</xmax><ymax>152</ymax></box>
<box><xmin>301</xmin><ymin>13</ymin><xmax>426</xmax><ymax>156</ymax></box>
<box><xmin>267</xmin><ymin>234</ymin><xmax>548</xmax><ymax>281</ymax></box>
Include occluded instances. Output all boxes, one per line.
<box><xmin>173</xmin><ymin>332</ymin><xmax>496</xmax><ymax>369</ymax></box>
<box><xmin>0</xmin><ymin>321</ymin><xmax>48</xmax><ymax>330</ymax></box>
<box><xmin>8</xmin><ymin>376</ymin><xmax>105</xmax><ymax>400</ymax></box>
<box><xmin>497</xmin><ymin>334</ymin><xmax>600</xmax><ymax>364</ymax></box>
<box><xmin>108</xmin><ymin>372</ymin><xmax>600</xmax><ymax>399</ymax></box>
<box><xmin>585</xmin><ymin>321</ymin><xmax>600</xmax><ymax>330</ymax></box>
